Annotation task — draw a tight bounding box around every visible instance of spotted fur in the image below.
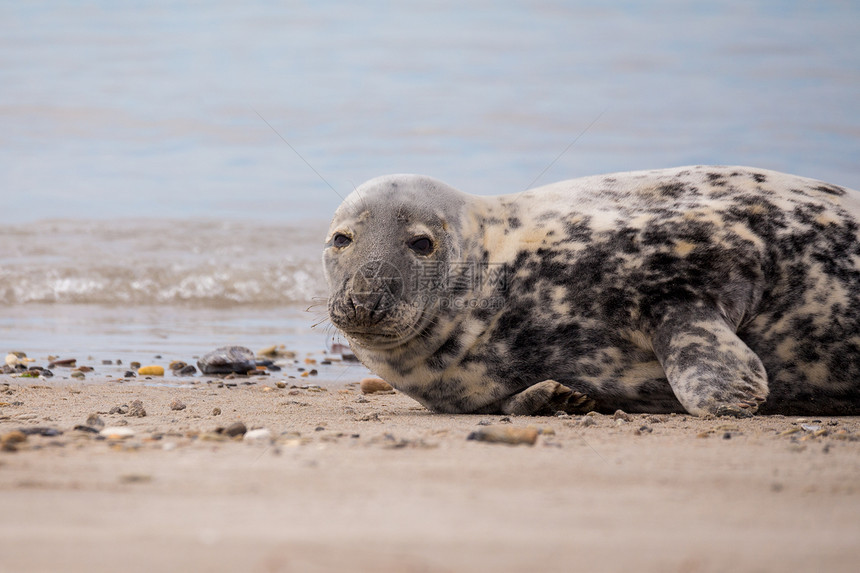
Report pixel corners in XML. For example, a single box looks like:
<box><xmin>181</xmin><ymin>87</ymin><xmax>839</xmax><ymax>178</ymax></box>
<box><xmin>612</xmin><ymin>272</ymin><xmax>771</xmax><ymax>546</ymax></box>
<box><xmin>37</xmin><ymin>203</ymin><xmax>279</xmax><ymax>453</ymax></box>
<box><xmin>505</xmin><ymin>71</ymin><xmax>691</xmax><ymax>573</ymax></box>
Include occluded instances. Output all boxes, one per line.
<box><xmin>324</xmin><ymin>166</ymin><xmax>860</xmax><ymax>416</ymax></box>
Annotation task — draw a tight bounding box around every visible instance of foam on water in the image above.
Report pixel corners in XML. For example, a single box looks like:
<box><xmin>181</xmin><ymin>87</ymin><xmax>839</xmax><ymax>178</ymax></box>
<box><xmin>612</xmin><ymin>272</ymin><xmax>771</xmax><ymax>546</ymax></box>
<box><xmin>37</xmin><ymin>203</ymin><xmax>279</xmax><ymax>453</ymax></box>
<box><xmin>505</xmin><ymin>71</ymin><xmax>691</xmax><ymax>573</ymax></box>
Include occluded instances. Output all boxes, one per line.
<box><xmin>1</xmin><ymin>219</ymin><xmax>328</xmax><ymax>306</ymax></box>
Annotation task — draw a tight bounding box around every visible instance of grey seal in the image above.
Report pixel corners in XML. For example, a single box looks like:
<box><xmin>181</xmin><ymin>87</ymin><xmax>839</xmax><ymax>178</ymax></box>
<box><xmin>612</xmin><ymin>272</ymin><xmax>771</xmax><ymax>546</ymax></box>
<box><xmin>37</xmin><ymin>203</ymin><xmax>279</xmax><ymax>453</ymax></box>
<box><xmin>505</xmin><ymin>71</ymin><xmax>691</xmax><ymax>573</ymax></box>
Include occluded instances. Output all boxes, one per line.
<box><xmin>323</xmin><ymin>166</ymin><xmax>860</xmax><ymax>416</ymax></box>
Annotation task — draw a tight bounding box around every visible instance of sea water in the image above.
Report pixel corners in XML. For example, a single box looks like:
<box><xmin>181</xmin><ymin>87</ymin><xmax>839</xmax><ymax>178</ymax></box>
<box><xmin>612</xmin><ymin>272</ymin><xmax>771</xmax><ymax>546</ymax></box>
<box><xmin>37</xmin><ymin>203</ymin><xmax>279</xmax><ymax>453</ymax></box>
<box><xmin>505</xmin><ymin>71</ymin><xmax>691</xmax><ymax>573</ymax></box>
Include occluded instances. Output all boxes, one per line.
<box><xmin>1</xmin><ymin>1</ymin><xmax>858</xmax><ymax>369</ymax></box>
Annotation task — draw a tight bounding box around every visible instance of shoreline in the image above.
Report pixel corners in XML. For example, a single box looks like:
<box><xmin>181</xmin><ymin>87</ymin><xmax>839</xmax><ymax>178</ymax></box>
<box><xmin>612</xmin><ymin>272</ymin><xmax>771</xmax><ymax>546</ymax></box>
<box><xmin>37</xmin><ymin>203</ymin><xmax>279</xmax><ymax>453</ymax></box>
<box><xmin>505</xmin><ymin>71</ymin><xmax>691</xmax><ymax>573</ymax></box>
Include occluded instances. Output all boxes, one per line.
<box><xmin>1</xmin><ymin>376</ymin><xmax>859</xmax><ymax>572</ymax></box>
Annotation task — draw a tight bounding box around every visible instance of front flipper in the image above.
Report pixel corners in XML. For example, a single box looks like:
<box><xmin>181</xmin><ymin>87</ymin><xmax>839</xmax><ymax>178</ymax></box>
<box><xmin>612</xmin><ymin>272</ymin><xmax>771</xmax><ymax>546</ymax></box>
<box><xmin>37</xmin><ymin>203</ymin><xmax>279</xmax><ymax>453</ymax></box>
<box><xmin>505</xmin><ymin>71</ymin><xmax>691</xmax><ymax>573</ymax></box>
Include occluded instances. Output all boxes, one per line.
<box><xmin>652</xmin><ymin>304</ymin><xmax>768</xmax><ymax>417</ymax></box>
<box><xmin>499</xmin><ymin>380</ymin><xmax>595</xmax><ymax>416</ymax></box>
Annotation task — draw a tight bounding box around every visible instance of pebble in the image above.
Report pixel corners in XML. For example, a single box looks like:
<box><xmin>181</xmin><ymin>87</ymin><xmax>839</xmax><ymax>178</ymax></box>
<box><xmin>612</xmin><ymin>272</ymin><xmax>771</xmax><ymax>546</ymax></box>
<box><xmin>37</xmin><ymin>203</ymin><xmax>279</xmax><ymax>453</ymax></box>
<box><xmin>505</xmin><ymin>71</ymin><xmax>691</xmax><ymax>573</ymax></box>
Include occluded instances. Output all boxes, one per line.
<box><xmin>123</xmin><ymin>371</ymin><xmax>136</xmax><ymax>378</ymax></box>
<box><xmin>99</xmin><ymin>427</ymin><xmax>135</xmax><ymax>439</ymax></box>
<box><xmin>138</xmin><ymin>365</ymin><xmax>164</xmax><ymax>376</ymax></box>
<box><xmin>223</xmin><ymin>421</ymin><xmax>247</xmax><ymax>438</ymax></box>
<box><xmin>127</xmin><ymin>399</ymin><xmax>147</xmax><ymax>417</ymax></box>
<box><xmin>169</xmin><ymin>361</ymin><xmax>187</xmax><ymax>371</ymax></box>
<box><xmin>276</xmin><ymin>381</ymin><xmax>286</xmax><ymax>389</ymax></box>
<box><xmin>580</xmin><ymin>416</ymin><xmax>596</xmax><ymax>427</ymax></box>
<box><xmin>109</xmin><ymin>405</ymin><xmax>129</xmax><ymax>415</ymax></box>
<box><xmin>130</xmin><ymin>361</ymin><xmax>141</xmax><ymax>369</ymax></box>
<box><xmin>1</xmin><ymin>430</ymin><xmax>27</xmax><ymax>444</ymax></box>
<box><xmin>20</xmin><ymin>427</ymin><xmax>63</xmax><ymax>437</ymax></box>
<box><xmin>73</xmin><ymin>425</ymin><xmax>100</xmax><ymax>434</ymax></box>
<box><xmin>169</xmin><ymin>399</ymin><xmax>186</xmax><ymax>411</ymax></box>
<box><xmin>257</xmin><ymin>345</ymin><xmax>296</xmax><ymax>359</ymax></box>
<box><xmin>177</xmin><ymin>365</ymin><xmax>197</xmax><ymax>376</ymax></box>
<box><xmin>467</xmin><ymin>426</ymin><xmax>539</xmax><ymax>446</ymax></box>
<box><xmin>197</xmin><ymin>346</ymin><xmax>257</xmax><ymax>375</ymax></box>
<box><xmin>48</xmin><ymin>358</ymin><xmax>77</xmax><ymax>368</ymax></box>
<box><xmin>212</xmin><ymin>407</ymin><xmax>221</xmax><ymax>416</ymax></box>
<box><xmin>360</xmin><ymin>377</ymin><xmax>394</xmax><ymax>394</ymax></box>
<box><xmin>243</xmin><ymin>428</ymin><xmax>272</xmax><ymax>442</ymax></box>
<box><xmin>612</xmin><ymin>409</ymin><xmax>633</xmax><ymax>422</ymax></box>
<box><xmin>70</xmin><ymin>371</ymin><xmax>85</xmax><ymax>379</ymax></box>
<box><xmin>778</xmin><ymin>428</ymin><xmax>801</xmax><ymax>436</ymax></box>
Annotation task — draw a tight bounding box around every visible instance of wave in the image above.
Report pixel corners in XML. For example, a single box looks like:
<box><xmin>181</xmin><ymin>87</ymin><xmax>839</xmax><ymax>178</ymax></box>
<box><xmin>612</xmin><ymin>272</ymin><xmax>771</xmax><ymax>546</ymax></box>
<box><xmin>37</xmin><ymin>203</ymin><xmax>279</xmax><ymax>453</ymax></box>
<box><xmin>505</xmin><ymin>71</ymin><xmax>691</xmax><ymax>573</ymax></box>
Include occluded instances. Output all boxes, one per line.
<box><xmin>0</xmin><ymin>219</ymin><xmax>329</xmax><ymax>306</ymax></box>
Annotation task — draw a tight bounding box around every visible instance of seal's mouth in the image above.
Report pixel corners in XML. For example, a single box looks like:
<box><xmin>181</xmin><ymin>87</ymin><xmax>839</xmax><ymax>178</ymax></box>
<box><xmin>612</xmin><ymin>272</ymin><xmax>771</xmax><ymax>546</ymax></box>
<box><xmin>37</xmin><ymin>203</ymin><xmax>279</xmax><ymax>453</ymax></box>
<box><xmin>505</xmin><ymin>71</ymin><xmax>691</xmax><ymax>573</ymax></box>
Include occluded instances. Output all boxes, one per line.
<box><xmin>338</xmin><ymin>308</ymin><xmax>433</xmax><ymax>351</ymax></box>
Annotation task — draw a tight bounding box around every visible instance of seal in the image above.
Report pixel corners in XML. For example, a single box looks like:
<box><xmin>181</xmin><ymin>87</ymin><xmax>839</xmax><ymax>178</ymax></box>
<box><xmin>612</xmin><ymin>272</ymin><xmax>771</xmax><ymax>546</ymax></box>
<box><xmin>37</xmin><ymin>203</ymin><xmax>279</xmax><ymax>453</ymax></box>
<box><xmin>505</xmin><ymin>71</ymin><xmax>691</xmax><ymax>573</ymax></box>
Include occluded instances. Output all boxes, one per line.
<box><xmin>324</xmin><ymin>166</ymin><xmax>860</xmax><ymax>416</ymax></box>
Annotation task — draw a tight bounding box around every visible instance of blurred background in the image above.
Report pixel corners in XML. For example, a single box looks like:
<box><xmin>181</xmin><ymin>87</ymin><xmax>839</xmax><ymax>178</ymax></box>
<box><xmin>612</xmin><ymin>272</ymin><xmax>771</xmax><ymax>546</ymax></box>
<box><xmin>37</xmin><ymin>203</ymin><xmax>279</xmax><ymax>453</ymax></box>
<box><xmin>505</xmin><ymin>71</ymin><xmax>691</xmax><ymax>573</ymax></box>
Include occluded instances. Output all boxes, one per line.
<box><xmin>2</xmin><ymin>0</ymin><xmax>858</xmax><ymax>222</ymax></box>
<box><xmin>1</xmin><ymin>0</ymin><xmax>858</xmax><ymax>360</ymax></box>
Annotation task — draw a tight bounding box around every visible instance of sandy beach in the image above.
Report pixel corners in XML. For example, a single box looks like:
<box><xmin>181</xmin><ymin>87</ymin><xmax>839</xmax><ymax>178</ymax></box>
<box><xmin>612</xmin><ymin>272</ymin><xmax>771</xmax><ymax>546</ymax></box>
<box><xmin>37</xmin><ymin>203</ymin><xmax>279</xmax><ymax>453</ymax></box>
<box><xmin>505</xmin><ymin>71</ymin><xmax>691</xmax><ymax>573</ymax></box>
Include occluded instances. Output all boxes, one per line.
<box><xmin>1</xmin><ymin>370</ymin><xmax>859</xmax><ymax>573</ymax></box>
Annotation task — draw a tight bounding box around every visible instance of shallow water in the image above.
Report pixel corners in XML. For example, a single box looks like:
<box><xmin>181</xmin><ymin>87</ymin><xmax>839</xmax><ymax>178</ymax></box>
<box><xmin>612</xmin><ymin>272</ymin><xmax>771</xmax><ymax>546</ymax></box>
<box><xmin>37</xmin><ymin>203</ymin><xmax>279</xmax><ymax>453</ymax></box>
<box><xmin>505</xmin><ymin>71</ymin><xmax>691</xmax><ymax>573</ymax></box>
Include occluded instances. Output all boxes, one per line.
<box><xmin>2</xmin><ymin>1</ymin><xmax>858</xmax><ymax>363</ymax></box>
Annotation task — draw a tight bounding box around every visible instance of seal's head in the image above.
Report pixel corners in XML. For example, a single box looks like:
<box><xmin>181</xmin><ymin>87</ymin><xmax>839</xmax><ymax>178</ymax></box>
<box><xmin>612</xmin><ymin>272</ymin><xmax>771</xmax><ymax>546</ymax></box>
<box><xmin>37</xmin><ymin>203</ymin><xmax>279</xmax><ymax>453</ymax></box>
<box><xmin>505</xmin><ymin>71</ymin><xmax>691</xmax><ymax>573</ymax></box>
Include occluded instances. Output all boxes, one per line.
<box><xmin>324</xmin><ymin>174</ymin><xmax>474</xmax><ymax>352</ymax></box>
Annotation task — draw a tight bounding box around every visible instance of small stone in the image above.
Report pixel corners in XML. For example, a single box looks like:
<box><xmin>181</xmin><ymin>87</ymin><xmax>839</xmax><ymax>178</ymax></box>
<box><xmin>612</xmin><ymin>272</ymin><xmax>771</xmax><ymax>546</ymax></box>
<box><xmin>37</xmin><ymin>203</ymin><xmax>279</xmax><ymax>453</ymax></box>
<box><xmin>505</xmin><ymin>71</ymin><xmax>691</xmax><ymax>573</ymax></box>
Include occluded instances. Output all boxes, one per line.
<box><xmin>212</xmin><ymin>407</ymin><xmax>221</xmax><ymax>416</ymax></box>
<box><xmin>73</xmin><ymin>425</ymin><xmax>100</xmax><ymax>434</ymax></box>
<box><xmin>612</xmin><ymin>409</ymin><xmax>633</xmax><ymax>422</ymax></box>
<box><xmin>467</xmin><ymin>426</ymin><xmax>539</xmax><ymax>446</ymax></box>
<box><xmin>19</xmin><ymin>427</ymin><xmax>62</xmax><ymax>437</ymax></box>
<box><xmin>276</xmin><ymin>381</ymin><xmax>286</xmax><ymax>389</ymax></box>
<box><xmin>99</xmin><ymin>427</ymin><xmax>135</xmax><ymax>439</ymax></box>
<box><xmin>801</xmin><ymin>424</ymin><xmax>821</xmax><ymax>432</ymax></box>
<box><xmin>124</xmin><ymin>371</ymin><xmax>136</xmax><ymax>378</ymax></box>
<box><xmin>86</xmin><ymin>414</ymin><xmax>105</xmax><ymax>428</ymax></box>
<box><xmin>75</xmin><ymin>366</ymin><xmax>94</xmax><ymax>373</ymax></box>
<box><xmin>102</xmin><ymin>360</ymin><xmax>113</xmax><ymax>365</ymax></box>
<box><xmin>109</xmin><ymin>405</ymin><xmax>129</xmax><ymax>415</ymax></box>
<box><xmin>48</xmin><ymin>358</ymin><xmax>76</xmax><ymax>368</ymax></box>
<box><xmin>127</xmin><ymin>399</ymin><xmax>147</xmax><ymax>417</ymax></box>
<box><xmin>360</xmin><ymin>377</ymin><xmax>394</xmax><ymax>394</ymax></box>
<box><xmin>223</xmin><ymin>421</ymin><xmax>247</xmax><ymax>437</ymax></box>
<box><xmin>169</xmin><ymin>399</ymin><xmax>186</xmax><ymax>411</ymax></box>
<box><xmin>1</xmin><ymin>430</ymin><xmax>27</xmax><ymax>444</ymax></box>
<box><xmin>257</xmin><ymin>345</ymin><xmax>296</xmax><ymax>359</ymax></box>
<box><xmin>138</xmin><ymin>365</ymin><xmax>164</xmax><ymax>376</ymax></box>
<box><xmin>70</xmin><ymin>371</ymin><xmax>85</xmax><ymax>379</ymax></box>
<box><xmin>169</xmin><ymin>361</ymin><xmax>187</xmax><ymax>371</ymax></box>
<box><xmin>130</xmin><ymin>361</ymin><xmax>141</xmax><ymax>369</ymax></box>
<box><xmin>243</xmin><ymin>428</ymin><xmax>272</xmax><ymax>442</ymax></box>
<box><xmin>178</xmin><ymin>365</ymin><xmax>197</xmax><ymax>376</ymax></box>
<box><xmin>197</xmin><ymin>346</ymin><xmax>256</xmax><ymax>375</ymax></box>
<box><xmin>723</xmin><ymin>432</ymin><xmax>732</xmax><ymax>440</ymax></box>
<box><xmin>580</xmin><ymin>416</ymin><xmax>596</xmax><ymax>427</ymax></box>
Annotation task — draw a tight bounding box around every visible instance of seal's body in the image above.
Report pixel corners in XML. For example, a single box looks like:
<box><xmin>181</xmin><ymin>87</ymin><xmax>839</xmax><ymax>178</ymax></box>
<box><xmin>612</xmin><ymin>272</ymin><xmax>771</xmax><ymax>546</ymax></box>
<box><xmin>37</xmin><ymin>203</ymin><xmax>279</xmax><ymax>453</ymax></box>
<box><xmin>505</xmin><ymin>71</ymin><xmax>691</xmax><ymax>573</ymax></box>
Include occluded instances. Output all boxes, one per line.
<box><xmin>324</xmin><ymin>166</ymin><xmax>860</xmax><ymax>416</ymax></box>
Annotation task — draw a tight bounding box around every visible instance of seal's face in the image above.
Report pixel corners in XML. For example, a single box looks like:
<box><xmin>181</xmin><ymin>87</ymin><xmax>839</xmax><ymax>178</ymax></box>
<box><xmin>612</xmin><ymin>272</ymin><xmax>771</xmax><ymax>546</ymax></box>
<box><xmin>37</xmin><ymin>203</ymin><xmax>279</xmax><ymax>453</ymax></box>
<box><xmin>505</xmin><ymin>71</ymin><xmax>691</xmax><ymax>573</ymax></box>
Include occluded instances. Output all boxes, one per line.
<box><xmin>324</xmin><ymin>175</ymin><xmax>467</xmax><ymax>351</ymax></box>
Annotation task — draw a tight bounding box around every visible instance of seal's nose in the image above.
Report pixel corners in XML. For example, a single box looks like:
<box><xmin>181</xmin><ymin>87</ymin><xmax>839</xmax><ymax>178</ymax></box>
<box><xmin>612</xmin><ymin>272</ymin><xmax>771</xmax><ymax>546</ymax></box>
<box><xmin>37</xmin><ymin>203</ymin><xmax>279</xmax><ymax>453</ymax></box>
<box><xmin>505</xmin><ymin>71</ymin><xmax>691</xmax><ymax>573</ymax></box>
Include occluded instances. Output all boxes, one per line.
<box><xmin>349</xmin><ymin>291</ymin><xmax>387</xmax><ymax>323</ymax></box>
<box><xmin>347</xmin><ymin>260</ymin><xmax>404</xmax><ymax>325</ymax></box>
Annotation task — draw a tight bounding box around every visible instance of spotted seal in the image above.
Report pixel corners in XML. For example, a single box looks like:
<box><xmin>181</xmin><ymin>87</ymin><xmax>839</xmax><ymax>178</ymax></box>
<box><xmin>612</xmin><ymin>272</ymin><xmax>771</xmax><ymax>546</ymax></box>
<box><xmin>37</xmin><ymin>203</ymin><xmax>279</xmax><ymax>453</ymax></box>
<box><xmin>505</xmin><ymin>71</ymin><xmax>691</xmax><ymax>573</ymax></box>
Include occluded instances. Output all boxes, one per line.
<box><xmin>324</xmin><ymin>166</ymin><xmax>860</xmax><ymax>416</ymax></box>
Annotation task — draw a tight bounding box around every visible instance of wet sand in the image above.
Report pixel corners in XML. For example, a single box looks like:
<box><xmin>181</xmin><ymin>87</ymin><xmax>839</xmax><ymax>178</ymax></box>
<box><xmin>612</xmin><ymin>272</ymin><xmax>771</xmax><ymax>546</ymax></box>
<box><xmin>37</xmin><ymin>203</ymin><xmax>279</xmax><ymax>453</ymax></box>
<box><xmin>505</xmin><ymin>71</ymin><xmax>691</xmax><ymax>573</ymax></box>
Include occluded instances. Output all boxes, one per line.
<box><xmin>1</xmin><ymin>375</ymin><xmax>859</xmax><ymax>573</ymax></box>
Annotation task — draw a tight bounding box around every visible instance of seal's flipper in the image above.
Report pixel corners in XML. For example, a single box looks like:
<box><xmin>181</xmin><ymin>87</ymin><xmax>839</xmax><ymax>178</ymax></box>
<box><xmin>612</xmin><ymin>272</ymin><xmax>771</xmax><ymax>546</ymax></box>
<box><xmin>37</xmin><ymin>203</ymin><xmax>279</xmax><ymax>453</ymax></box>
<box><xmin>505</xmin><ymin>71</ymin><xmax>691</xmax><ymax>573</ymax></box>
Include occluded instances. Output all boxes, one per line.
<box><xmin>652</xmin><ymin>305</ymin><xmax>768</xmax><ymax>417</ymax></box>
<box><xmin>498</xmin><ymin>380</ymin><xmax>595</xmax><ymax>416</ymax></box>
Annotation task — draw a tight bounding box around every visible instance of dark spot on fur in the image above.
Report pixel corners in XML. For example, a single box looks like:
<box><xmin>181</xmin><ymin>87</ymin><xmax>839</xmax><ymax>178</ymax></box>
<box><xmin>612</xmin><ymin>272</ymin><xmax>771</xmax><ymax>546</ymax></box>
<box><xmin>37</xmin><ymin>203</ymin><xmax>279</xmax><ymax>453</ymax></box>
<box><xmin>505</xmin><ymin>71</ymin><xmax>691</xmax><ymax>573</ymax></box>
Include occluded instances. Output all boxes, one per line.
<box><xmin>814</xmin><ymin>184</ymin><xmax>846</xmax><ymax>197</ymax></box>
<box><xmin>658</xmin><ymin>182</ymin><xmax>687</xmax><ymax>198</ymax></box>
<box><xmin>706</xmin><ymin>173</ymin><xmax>728</xmax><ymax>186</ymax></box>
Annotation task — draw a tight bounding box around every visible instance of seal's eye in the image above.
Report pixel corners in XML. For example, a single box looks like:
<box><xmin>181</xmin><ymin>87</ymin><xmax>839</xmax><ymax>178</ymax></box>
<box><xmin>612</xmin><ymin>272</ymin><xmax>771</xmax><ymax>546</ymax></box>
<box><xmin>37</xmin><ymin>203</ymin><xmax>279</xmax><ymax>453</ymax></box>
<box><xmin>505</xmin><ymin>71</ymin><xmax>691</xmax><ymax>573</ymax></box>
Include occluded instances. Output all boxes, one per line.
<box><xmin>332</xmin><ymin>233</ymin><xmax>352</xmax><ymax>248</ymax></box>
<box><xmin>408</xmin><ymin>236</ymin><xmax>434</xmax><ymax>256</ymax></box>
